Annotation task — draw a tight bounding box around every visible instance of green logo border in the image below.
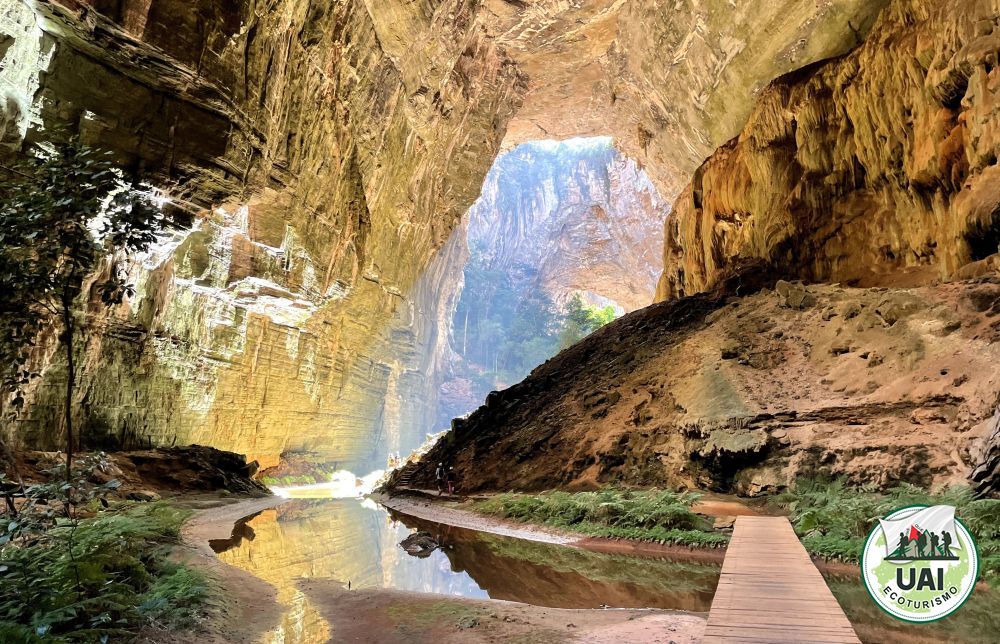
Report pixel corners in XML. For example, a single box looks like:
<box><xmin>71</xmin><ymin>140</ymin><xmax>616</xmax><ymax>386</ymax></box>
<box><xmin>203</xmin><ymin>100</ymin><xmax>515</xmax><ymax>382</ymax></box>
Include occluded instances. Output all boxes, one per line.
<box><xmin>859</xmin><ymin>504</ymin><xmax>980</xmax><ymax>624</ymax></box>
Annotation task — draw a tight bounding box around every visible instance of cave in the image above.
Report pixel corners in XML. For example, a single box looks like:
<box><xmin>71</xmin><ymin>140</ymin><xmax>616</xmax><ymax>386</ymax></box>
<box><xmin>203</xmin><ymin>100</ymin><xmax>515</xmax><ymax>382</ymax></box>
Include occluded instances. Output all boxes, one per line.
<box><xmin>3</xmin><ymin>1</ymin><xmax>1000</xmax><ymax>641</ymax></box>
<box><xmin>966</xmin><ymin>207</ymin><xmax>1000</xmax><ymax>262</ymax></box>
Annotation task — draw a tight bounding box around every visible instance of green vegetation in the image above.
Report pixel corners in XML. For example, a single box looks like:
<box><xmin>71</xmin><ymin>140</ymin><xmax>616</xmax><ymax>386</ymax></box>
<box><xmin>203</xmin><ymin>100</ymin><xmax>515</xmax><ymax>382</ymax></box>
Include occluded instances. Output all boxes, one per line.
<box><xmin>260</xmin><ymin>474</ymin><xmax>320</xmax><ymax>487</ymax></box>
<box><xmin>0</xmin><ymin>137</ymin><xmax>165</xmax><ymax>470</ymax></box>
<box><xmin>449</xmin><ymin>244</ymin><xmax>619</xmax><ymax>411</ymax></box>
<box><xmin>559</xmin><ymin>293</ymin><xmax>616</xmax><ymax>348</ymax></box>
<box><xmin>473</xmin><ymin>489</ymin><xmax>728</xmax><ymax>548</ymax></box>
<box><xmin>0</xmin><ymin>456</ymin><xmax>214</xmax><ymax>641</ymax></box>
<box><xmin>773</xmin><ymin>478</ymin><xmax>1000</xmax><ymax>584</ymax></box>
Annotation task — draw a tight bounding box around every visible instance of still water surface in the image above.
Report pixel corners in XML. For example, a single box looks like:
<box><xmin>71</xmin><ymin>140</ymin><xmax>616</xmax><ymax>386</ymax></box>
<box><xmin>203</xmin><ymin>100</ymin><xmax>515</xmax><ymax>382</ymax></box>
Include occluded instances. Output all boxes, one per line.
<box><xmin>212</xmin><ymin>498</ymin><xmax>1000</xmax><ymax>644</ymax></box>
<box><xmin>212</xmin><ymin>498</ymin><xmax>719</xmax><ymax>642</ymax></box>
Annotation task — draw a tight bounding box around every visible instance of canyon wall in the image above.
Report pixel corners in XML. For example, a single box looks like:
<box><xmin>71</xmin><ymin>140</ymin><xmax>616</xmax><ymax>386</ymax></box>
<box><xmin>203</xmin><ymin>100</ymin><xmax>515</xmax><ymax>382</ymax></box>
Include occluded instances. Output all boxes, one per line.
<box><xmin>1</xmin><ymin>0</ymin><xmax>896</xmax><ymax>468</ymax></box>
<box><xmin>1</xmin><ymin>0</ymin><xmax>523</xmax><ymax>468</ymax></box>
<box><xmin>466</xmin><ymin>138</ymin><xmax>666</xmax><ymax>313</ymax></box>
<box><xmin>398</xmin><ymin>0</ymin><xmax>1000</xmax><ymax>494</ymax></box>
<box><xmin>658</xmin><ymin>0</ymin><xmax>1000</xmax><ymax>300</ymax></box>
<box><xmin>491</xmin><ymin>0</ymin><xmax>889</xmax><ymax>199</ymax></box>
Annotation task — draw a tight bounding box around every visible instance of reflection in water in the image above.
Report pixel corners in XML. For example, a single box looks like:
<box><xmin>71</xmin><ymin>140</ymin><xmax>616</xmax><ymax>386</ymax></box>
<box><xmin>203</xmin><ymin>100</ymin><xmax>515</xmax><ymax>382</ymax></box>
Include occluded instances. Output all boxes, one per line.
<box><xmin>213</xmin><ymin>499</ymin><xmax>721</xmax><ymax>643</ymax></box>
<box><xmin>212</xmin><ymin>499</ymin><xmax>1000</xmax><ymax>644</ymax></box>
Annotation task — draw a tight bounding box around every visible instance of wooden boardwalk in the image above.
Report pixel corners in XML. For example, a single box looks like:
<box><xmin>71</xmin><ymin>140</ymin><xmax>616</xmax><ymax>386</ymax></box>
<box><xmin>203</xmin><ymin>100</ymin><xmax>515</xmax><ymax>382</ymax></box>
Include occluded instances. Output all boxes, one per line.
<box><xmin>703</xmin><ymin>516</ymin><xmax>860</xmax><ymax>643</ymax></box>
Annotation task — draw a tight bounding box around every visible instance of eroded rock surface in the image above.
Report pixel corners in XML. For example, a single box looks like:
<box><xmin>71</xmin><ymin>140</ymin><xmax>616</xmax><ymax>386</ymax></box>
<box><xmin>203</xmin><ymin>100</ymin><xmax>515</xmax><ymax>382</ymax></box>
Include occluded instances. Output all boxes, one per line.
<box><xmin>2</xmin><ymin>0</ymin><xmax>522</xmax><ymax>468</ymax></box>
<box><xmin>2</xmin><ymin>0</ymin><xmax>995</xmax><ymax>478</ymax></box>
<box><xmin>658</xmin><ymin>0</ymin><xmax>1000</xmax><ymax>300</ymax></box>
<box><xmin>405</xmin><ymin>279</ymin><xmax>1000</xmax><ymax>495</ymax></box>
<box><xmin>466</xmin><ymin>138</ymin><xmax>667</xmax><ymax>312</ymax></box>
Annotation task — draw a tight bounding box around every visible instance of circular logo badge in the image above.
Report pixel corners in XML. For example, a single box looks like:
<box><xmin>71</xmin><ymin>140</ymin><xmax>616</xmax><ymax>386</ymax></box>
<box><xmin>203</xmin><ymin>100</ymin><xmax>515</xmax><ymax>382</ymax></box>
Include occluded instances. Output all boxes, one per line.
<box><xmin>861</xmin><ymin>505</ymin><xmax>979</xmax><ymax>622</ymax></box>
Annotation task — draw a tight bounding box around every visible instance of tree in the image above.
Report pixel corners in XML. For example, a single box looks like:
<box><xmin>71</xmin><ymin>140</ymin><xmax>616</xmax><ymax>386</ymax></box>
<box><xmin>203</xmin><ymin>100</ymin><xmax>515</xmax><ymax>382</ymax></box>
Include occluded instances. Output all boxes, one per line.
<box><xmin>0</xmin><ymin>137</ymin><xmax>165</xmax><ymax>479</ymax></box>
<box><xmin>559</xmin><ymin>293</ymin><xmax>617</xmax><ymax>348</ymax></box>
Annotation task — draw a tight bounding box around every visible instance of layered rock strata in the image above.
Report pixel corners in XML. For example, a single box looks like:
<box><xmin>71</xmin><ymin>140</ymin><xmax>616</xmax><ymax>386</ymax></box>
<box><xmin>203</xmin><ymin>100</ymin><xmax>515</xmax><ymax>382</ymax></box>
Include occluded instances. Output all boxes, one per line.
<box><xmin>658</xmin><ymin>0</ymin><xmax>1000</xmax><ymax>300</ymax></box>
<box><xmin>2</xmin><ymin>0</ymin><xmax>522</xmax><ymax>468</ymax></box>
<box><xmin>0</xmin><ymin>0</ymin><xmax>927</xmax><ymax>469</ymax></box>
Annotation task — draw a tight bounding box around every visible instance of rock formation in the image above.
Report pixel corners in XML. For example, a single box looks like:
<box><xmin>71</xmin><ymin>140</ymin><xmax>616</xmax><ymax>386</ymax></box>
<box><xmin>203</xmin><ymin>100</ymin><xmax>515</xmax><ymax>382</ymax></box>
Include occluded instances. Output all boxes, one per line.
<box><xmin>2</xmin><ymin>0</ymin><xmax>522</xmax><ymax>469</ymax></box>
<box><xmin>658</xmin><ymin>0</ymin><xmax>1000</xmax><ymax>300</ymax></box>
<box><xmin>407</xmin><ymin>279</ymin><xmax>1000</xmax><ymax>495</ymax></box>
<box><xmin>2</xmin><ymin>0</ymin><xmax>984</xmax><ymax>480</ymax></box>
<box><xmin>466</xmin><ymin>137</ymin><xmax>666</xmax><ymax>312</ymax></box>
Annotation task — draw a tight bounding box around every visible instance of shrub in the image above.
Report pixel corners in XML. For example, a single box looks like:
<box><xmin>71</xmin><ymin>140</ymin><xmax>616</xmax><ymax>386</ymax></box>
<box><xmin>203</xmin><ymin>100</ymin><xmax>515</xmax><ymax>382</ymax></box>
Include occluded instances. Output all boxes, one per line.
<box><xmin>774</xmin><ymin>478</ymin><xmax>1000</xmax><ymax>584</ymax></box>
<box><xmin>474</xmin><ymin>488</ymin><xmax>726</xmax><ymax>547</ymax></box>
<box><xmin>0</xmin><ymin>502</ymin><xmax>212</xmax><ymax>640</ymax></box>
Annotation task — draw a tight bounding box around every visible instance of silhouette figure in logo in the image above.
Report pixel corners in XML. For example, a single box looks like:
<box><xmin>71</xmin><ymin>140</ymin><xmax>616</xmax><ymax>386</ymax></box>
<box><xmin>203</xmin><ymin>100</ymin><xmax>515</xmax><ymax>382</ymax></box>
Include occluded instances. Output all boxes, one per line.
<box><xmin>888</xmin><ymin>527</ymin><xmax>959</xmax><ymax>561</ymax></box>
<box><xmin>942</xmin><ymin>530</ymin><xmax>953</xmax><ymax>556</ymax></box>
<box><xmin>916</xmin><ymin>529</ymin><xmax>928</xmax><ymax>557</ymax></box>
<box><xmin>897</xmin><ymin>531</ymin><xmax>909</xmax><ymax>557</ymax></box>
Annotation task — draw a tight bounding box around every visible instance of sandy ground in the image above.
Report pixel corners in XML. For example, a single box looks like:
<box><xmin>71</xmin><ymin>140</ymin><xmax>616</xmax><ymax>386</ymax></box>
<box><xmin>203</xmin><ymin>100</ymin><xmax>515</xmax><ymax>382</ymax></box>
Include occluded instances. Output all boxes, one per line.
<box><xmin>300</xmin><ymin>580</ymin><xmax>706</xmax><ymax>644</ymax></box>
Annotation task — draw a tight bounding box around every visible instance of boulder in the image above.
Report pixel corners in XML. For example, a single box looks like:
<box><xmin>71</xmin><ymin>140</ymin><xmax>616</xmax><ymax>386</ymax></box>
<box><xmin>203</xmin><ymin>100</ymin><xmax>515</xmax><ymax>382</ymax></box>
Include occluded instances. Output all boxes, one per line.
<box><xmin>399</xmin><ymin>531</ymin><xmax>439</xmax><ymax>558</ymax></box>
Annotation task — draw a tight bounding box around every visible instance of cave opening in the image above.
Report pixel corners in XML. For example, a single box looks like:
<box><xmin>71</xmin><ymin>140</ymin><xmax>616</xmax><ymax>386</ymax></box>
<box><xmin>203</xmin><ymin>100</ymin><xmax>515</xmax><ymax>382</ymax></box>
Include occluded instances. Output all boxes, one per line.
<box><xmin>434</xmin><ymin>136</ymin><xmax>668</xmax><ymax>428</ymax></box>
<box><xmin>966</xmin><ymin>207</ymin><xmax>1000</xmax><ymax>262</ymax></box>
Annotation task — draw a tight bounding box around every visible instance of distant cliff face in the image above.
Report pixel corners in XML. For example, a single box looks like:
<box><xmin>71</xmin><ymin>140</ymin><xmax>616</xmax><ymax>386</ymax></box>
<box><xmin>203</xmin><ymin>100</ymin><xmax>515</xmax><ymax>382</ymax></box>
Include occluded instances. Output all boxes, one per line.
<box><xmin>657</xmin><ymin>0</ymin><xmax>1000</xmax><ymax>301</ymax></box>
<box><xmin>467</xmin><ymin>139</ymin><xmax>666</xmax><ymax>312</ymax></box>
<box><xmin>435</xmin><ymin>139</ymin><xmax>666</xmax><ymax>426</ymax></box>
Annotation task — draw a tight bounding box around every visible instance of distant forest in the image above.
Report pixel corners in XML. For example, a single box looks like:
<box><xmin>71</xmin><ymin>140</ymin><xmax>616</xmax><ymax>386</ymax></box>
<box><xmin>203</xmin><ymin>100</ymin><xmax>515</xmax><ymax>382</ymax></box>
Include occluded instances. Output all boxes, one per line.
<box><xmin>450</xmin><ymin>242</ymin><xmax>616</xmax><ymax>394</ymax></box>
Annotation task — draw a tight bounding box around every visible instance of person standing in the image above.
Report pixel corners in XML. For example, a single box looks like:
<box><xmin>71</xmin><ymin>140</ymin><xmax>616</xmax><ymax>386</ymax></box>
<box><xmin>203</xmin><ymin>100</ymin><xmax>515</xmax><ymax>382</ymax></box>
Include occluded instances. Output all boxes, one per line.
<box><xmin>435</xmin><ymin>463</ymin><xmax>445</xmax><ymax>495</ymax></box>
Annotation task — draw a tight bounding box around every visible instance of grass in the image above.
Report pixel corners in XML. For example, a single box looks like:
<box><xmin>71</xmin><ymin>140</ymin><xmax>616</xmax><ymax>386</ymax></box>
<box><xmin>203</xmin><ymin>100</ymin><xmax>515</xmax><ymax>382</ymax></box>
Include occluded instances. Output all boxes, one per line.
<box><xmin>772</xmin><ymin>478</ymin><xmax>1000</xmax><ymax>585</ymax></box>
<box><xmin>0</xmin><ymin>502</ymin><xmax>216</xmax><ymax>641</ymax></box>
<box><xmin>472</xmin><ymin>489</ymin><xmax>729</xmax><ymax>548</ymax></box>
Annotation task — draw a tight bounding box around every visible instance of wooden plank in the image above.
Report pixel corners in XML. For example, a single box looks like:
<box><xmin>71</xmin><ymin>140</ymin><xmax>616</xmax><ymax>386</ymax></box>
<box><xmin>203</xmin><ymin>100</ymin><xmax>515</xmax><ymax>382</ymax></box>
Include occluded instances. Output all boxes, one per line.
<box><xmin>703</xmin><ymin>516</ymin><xmax>860</xmax><ymax>643</ymax></box>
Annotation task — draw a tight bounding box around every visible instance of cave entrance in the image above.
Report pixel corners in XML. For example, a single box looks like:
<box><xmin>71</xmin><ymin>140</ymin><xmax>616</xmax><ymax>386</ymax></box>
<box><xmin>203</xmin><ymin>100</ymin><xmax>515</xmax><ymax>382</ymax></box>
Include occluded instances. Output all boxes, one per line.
<box><xmin>435</xmin><ymin>136</ymin><xmax>668</xmax><ymax>426</ymax></box>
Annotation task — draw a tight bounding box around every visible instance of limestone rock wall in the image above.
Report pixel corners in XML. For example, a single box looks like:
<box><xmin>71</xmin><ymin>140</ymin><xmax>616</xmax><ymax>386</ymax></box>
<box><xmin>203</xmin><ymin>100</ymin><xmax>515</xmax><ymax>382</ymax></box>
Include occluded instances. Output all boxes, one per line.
<box><xmin>491</xmin><ymin>0</ymin><xmax>889</xmax><ymax>199</ymax></box>
<box><xmin>2</xmin><ymin>0</ymin><xmax>523</xmax><ymax>468</ymax></box>
<box><xmin>0</xmin><ymin>0</ymin><xmax>913</xmax><ymax>469</ymax></box>
<box><xmin>466</xmin><ymin>138</ymin><xmax>666</xmax><ymax>312</ymax></box>
<box><xmin>657</xmin><ymin>0</ymin><xmax>1000</xmax><ymax>301</ymax></box>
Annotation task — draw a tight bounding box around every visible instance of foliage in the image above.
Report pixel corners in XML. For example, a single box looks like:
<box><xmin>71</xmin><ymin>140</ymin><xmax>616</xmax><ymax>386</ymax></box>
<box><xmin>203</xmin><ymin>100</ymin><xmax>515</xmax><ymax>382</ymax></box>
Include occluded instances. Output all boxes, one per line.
<box><xmin>473</xmin><ymin>489</ymin><xmax>727</xmax><ymax>547</ymax></box>
<box><xmin>0</xmin><ymin>501</ymin><xmax>208</xmax><ymax>641</ymax></box>
<box><xmin>0</xmin><ymin>454</ymin><xmax>212</xmax><ymax>640</ymax></box>
<box><xmin>559</xmin><ymin>293</ymin><xmax>616</xmax><ymax>348</ymax></box>
<box><xmin>450</xmin><ymin>244</ymin><xmax>619</xmax><ymax>405</ymax></box>
<box><xmin>773</xmin><ymin>478</ymin><xmax>1000</xmax><ymax>584</ymax></box>
<box><xmin>137</xmin><ymin>562</ymin><xmax>213</xmax><ymax>630</ymax></box>
<box><xmin>0</xmin><ymin>137</ymin><xmax>165</xmax><ymax>470</ymax></box>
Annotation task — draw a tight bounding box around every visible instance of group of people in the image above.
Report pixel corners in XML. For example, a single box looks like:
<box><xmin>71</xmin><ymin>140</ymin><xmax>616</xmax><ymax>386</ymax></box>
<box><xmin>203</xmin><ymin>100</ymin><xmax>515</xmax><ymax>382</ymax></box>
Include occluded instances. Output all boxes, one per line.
<box><xmin>386</xmin><ymin>452</ymin><xmax>403</xmax><ymax>469</ymax></box>
<box><xmin>891</xmin><ymin>528</ymin><xmax>956</xmax><ymax>559</ymax></box>
<box><xmin>435</xmin><ymin>462</ymin><xmax>457</xmax><ymax>495</ymax></box>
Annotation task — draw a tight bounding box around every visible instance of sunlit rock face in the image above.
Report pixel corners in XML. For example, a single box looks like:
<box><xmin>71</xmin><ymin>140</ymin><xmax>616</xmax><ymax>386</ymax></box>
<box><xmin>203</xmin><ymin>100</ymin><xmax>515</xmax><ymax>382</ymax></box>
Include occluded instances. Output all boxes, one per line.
<box><xmin>467</xmin><ymin>138</ymin><xmax>666</xmax><ymax>312</ymax></box>
<box><xmin>1</xmin><ymin>0</ymin><xmax>522</xmax><ymax>468</ymax></box>
<box><xmin>657</xmin><ymin>0</ymin><xmax>1000</xmax><ymax>301</ymax></box>
<box><xmin>488</xmin><ymin>0</ymin><xmax>888</xmax><ymax>198</ymax></box>
<box><xmin>0</xmin><ymin>0</ymin><xmax>899</xmax><ymax>468</ymax></box>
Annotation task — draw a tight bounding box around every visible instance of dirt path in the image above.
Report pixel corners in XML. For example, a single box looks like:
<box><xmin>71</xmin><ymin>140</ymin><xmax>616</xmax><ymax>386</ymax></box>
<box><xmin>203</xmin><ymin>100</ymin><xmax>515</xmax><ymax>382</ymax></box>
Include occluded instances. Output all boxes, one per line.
<box><xmin>300</xmin><ymin>580</ymin><xmax>706</xmax><ymax>643</ymax></box>
<box><xmin>376</xmin><ymin>492</ymin><xmax>728</xmax><ymax>563</ymax></box>
<box><xmin>375</xmin><ymin>491</ymin><xmax>580</xmax><ymax>544</ymax></box>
